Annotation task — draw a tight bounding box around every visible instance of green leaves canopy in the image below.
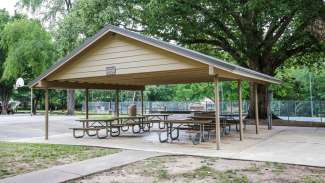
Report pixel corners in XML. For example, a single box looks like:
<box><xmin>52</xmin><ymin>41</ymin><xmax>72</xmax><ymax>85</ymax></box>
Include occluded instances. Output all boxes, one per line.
<box><xmin>0</xmin><ymin>19</ymin><xmax>55</xmax><ymax>82</ymax></box>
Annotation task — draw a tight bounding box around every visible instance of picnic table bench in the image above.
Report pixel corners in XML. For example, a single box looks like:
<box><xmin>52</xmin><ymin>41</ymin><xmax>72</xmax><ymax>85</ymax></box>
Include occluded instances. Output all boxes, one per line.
<box><xmin>72</xmin><ymin>116</ymin><xmax>151</xmax><ymax>139</ymax></box>
<box><xmin>70</xmin><ymin>127</ymin><xmax>103</xmax><ymax>138</ymax></box>
<box><xmin>73</xmin><ymin>119</ymin><xmax>115</xmax><ymax>138</ymax></box>
<box><xmin>143</xmin><ymin>114</ymin><xmax>169</xmax><ymax>129</ymax></box>
<box><xmin>190</xmin><ymin>115</ymin><xmax>247</xmax><ymax>135</ymax></box>
<box><xmin>158</xmin><ymin>119</ymin><xmax>212</xmax><ymax>144</ymax></box>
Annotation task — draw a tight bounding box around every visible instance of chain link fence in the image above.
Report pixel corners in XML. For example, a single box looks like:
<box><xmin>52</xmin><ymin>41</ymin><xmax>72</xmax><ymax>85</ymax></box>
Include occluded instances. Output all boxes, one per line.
<box><xmin>83</xmin><ymin>100</ymin><xmax>325</xmax><ymax>122</ymax></box>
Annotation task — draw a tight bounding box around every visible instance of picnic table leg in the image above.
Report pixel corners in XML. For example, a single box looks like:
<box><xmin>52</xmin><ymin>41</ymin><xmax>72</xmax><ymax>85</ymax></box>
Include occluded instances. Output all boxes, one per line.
<box><xmin>85</xmin><ymin>122</ymin><xmax>97</xmax><ymax>137</ymax></box>
<box><xmin>142</xmin><ymin>119</ymin><xmax>150</xmax><ymax>132</ymax></box>
<box><xmin>110</xmin><ymin>123</ymin><xmax>120</xmax><ymax>137</ymax></box>
<box><xmin>201</xmin><ymin>124</ymin><xmax>206</xmax><ymax>142</ymax></box>
<box><xmin>97</xmin><ymin>129</ymin><xmax>108</xmax><ymax>139</ymax></box>
<box><xmin>73</xmin><ymin>129</ymin><xmax>85</xmax><ymax>138</ymax></box>
<box><xmin>159</xmin><ymin>121</ymin><xmax>166</xmax><ymax>129</ymax></box>
<box><xmin>97</xmin><ymin>121</ymin><xmax>109</xmax><ymax>139</ymax></box>
<box><xmin>121</xmin><ymin>125</ymin><xmax>129</xmax><ymax>132</ymax></box>
<box><xmin>170</xmin><ymin>124</ymin><xmax>180</xmax><ymax>141</ymax></box>
<box><xmin>159</xmin><ymin>122</ymin><xmax>169</xmax><ymax>143</ymax></box>
<box><xmin>148</xmin><ymin>117</ymin><xmax>154</xmax><ymax>128</ymax></box>
<box><xmin>111</xmin><ymin>127</ymin><xmax>120</xmax><ymax>137</ymax></box>
<box><xmin>167</xmin><ymin>123</ymin><xmax>171</xmax><ymax>142</ymax></box>
<box><xmin>132</xmin><ymin>124</ymin><xmax>141</xmax><ymax>133</ymax></box>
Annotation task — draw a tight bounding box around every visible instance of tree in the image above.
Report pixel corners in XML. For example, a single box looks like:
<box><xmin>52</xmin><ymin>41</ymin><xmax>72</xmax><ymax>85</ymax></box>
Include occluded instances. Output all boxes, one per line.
<box><xmin>18</xmin><ymin>0</ymin><xmax>72</xmax><ymax>28</ymax></box>
<box><xmin>18</xmin><ymin>0</ymin><xmax>76</xmax><ymax>115</ymax></box>
<box><xmin>121</xmin><ymin>0</ymin><xmax>325</xmax><ymax>118</ymax></box>
<box><xmin>0</xmin><ymin>10</ymin><xmax>13</xmax><ymax>114</ymax></box>
<box><xmin>0</xmin><ymin>18</ymin><xmax>55</xmax><ymax>114</ymax></box>
<box><xmin>50</xmin><ymin>0</ymin><xmax>325</xmax><ymax>118</ymax></box>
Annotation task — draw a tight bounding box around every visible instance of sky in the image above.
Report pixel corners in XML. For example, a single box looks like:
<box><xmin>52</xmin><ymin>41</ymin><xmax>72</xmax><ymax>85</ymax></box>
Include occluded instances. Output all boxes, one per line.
<box><xmin>0</xmin><ymin>0</ymin><xmax>20</xmax><ymax>15</ymax></box>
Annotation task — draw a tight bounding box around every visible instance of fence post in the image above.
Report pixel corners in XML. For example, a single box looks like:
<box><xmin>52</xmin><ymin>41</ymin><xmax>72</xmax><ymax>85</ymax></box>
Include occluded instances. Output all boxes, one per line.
<box><xmin>230</xmin><ymin>100</ymin><xmax>233</xmax><ymax>115</ymax></box>
<box><xmin>277</xmin><ymin>101</ymin><xmax>280</xmax><ymax>116</ymax></box>
<box><xmin>287</xmin><ymin>100</ymin><xmax>290</xmax><ymax>121</ymax></box>
<box><xmin>294</xmin><ymin>101</ymin><xmax>297</xmax><ymax>116</ymax></box>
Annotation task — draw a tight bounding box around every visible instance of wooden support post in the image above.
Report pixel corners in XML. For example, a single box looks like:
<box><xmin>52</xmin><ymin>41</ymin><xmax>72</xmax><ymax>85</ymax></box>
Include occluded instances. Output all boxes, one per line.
<box><xmin>141</xmin><ymin>90</ymin><xmax>144</xmax><ymax>115</ymax></box>
<box><xmin>30</xmin><ymin>88</ymin><xmax>33</xmax><ymax>116</ymax></box>
<box><xmin>45</xmin><ymin>88</ymin><xmax>49</xmax><ymax>140</ymax></box>
<box><xmin>255</xmin><ymin>83</ymin><xmax>259</xmax><ymax>134</ymax></box>
<box><xmin>115</xmin><ymin>90</ymin><xmax>120</xmax><ymax>117</ymax></box>
<box><xmin>267</xmin><ymin>90</ymin><xmax>273</xmax><ymax>130</ymax></box>
<box><xmin>238</xmin><ymin>80</ymin><xmax>244</xmax><ymax>141</ymax></box>
<box><xmin>214</xmin><ymin>75</ymin><xmax>221</xmax><ymax>150</ymax></box>
<box><xmin>85</xmin><ymin>89</ymin><xmax>89</xmax><ymax>119</ymax></box>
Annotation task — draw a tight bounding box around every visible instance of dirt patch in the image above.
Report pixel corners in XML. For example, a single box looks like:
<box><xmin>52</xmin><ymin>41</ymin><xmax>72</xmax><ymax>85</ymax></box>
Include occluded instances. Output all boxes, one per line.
<box><xmin>73</xmin><ymin>156</ymin><xmax>325</xmax><ymax>183</ymax></box>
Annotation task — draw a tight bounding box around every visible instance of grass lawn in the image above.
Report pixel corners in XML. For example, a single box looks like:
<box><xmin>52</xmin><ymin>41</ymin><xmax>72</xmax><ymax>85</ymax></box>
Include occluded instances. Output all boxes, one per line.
<box><xmin>73</xmin><ymin>156</ymin><xmax>325</xmax><ymax>183</ymax></box>
<box><xmin>0</xmin><ymin>142</ymin><xmax>120</xmax><ymax>179</ymax></box>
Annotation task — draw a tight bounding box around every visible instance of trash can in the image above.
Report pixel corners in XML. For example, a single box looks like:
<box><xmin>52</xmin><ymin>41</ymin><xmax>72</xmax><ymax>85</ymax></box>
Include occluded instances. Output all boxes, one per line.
<box><xmin>128</xmin><ymin>104</ymin><xmax>137</xmax><ymax>116</ymax></box>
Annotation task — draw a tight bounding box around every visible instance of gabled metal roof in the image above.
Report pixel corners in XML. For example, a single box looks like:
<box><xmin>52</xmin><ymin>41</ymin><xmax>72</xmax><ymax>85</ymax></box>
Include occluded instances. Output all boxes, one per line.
<box><xmin>30</xmin><ymin>25</ymin><xmax>281</xmax><ymax>87</ymax></box>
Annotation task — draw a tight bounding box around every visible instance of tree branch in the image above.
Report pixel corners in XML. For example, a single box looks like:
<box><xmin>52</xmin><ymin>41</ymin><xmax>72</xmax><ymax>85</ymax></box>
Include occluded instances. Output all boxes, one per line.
<box><xmin>180</xmin><ymin>38</ymin><xmax>247</xmax><ymax>67</ymax></box>
<box><xmin>261</xmin><ymin>11</ymin><xmax>297</xmax><ymax>60</ymax></box>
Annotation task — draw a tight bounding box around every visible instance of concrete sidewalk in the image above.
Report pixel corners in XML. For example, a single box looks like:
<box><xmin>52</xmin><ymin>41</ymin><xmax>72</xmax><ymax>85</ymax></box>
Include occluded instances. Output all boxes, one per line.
<box><xmin>0</xmin><ymin>150</ymin><xmax>164</xmax><ymax>183</ymax></box>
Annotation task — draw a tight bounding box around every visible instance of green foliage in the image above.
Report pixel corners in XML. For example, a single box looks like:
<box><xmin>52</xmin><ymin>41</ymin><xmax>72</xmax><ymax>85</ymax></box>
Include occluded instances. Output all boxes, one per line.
<box><xmin>273</xmin><ymin>66</ymin><xmax>325</xmax><ymax>100</ymax></box>
<box><xmin>0</xmin><ymin>19</ymin><xmax>55</xmax><ymax>81</ymax></box>
<box><xmin>123</xmin><ymin>0</ymin><xmax>325</xmax><ymax>74</ymax></box>
<box><xmin>18</xmin><ymin>0</ymin><xmax>72</xmax><ymax>27</ymax></box>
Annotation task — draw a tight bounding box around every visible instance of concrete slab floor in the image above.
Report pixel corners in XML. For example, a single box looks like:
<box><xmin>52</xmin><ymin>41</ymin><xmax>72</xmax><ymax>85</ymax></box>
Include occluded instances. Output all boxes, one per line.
<box><xmin>8</xmin><ymin>123</ymin><xmax>325</xmax><ymax>168</ymax></box>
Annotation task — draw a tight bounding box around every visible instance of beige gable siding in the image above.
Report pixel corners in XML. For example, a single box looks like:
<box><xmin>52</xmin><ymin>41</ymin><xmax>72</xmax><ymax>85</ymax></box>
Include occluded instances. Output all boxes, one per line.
<box><xmin>48</xmin><ymin>34</ymin><xmax>206</xmax><ymax>81</ymax></box>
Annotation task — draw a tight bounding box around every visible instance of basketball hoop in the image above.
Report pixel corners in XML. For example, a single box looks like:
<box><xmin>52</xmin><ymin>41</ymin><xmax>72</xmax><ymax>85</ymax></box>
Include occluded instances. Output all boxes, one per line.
<box><xmin>15</xmin><ymin>78</ymin><xmax>25</xmax><ymax>89</ymax></box>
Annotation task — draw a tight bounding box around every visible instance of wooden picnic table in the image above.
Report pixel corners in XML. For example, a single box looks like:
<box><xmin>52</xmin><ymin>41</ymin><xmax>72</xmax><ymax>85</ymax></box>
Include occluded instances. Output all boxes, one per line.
<box><xmin>143</xmin><ymin>114</ymin><xmax>169</xmax><ymax>120</ymax></box>
<box><xmin>114</xmin><ymin>116</ymin><xmax>150</xmax><ymax>134</ymax></box>
<box><xmin>158</xmin><ymin>119</ymin><xmax>212</xmax><ymax>144</ymax></box>
<box><xmin>72</xmin><ymin>116</ymin><xmax>151</xmax><ymax>139</ymax></box>
<box><xmin>143</xmin><ymin>114</ymin><xmax>169</xmax><ymax>129</ymax></box>
<box><xmin>189</xmin><ymin>115</ymin><xmax>246</xmax><ymax>133</ymax></box>
<box><xmin>73</xmin><ymin>118</ymin><xmax>116</xmax><ymax>138</ymax></box>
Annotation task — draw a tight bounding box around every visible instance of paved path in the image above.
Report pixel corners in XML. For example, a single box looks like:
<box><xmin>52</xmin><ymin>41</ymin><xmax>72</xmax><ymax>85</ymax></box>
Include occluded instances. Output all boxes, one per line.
<box><xmin>0</xmin><ymin>150</ymin><xmax>164</xmax><ymax>183</ymax></box>
<box><xmin>0</xmin><ymin>115</ymin><xmax>76</xmax><ymax>140</ymax></box>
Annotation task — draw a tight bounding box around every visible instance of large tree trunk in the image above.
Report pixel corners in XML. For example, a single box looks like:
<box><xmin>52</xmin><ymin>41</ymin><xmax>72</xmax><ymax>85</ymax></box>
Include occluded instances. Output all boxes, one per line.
<box><xmin>246</xmin><ymin>59</ymin><xmax>276</xmax><ymax>119</ymax></box>
<box><xmin>1</xmin><ymin>94</ymin><xmax>10</xmax><ymax>115</ymax></box>
<box><xmin>32</xmin><ymin>91</ymin><xmax>42</xmax><ymax>115</ymax></box>
<box><xmin>67</xmin><ymin>89</ymin><xmax>75</xmax><ymax>115</ymax></box>
<box><xmin>32</xmin><ymin>98</ymin><xmax>37</xmax><ymax>115</ymax></box>
<box><xmin>0</xmin><ymin>86</ymin><xmax>12</xmax><ymax>115</ymax></box>
<box><xmin>247</xmin><ymin>83</ymin><xmax>269</xmax><ymax>119</ymax></box>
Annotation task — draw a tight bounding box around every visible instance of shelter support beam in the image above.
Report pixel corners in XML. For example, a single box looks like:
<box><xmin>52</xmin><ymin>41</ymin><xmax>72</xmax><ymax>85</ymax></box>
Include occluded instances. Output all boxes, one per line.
<box><xmin>214</xmin><ymin>75</ymin><xmax>221</xmax><ymax>150</ymax></box>
<box><xmin>30</xmin><ymin>88</ymin><xmax>33</xmax><ymax>116</ymax></box>
<box><xmin>141</xmin><ymin>90</ymin><xmax>144</xmax><ymax>115</ymax></box>
<box><xmin>255</xmin><ymin>83</ymin><xmax>259</xmax><ymax>134</ymax></box>
<box><xmin>238</xmin><ymin>80</ymin><xmax>244</xmax><ymax>141</ymax></box>
<box><xmin>115</xmin><ymin>90</ymin><xmax>120</xmax><ymax>117</ymax></box>
<box><xmin>267</xmin><ymin>89</ymin><xmax>273</xmax><ymax>130</ymax></box>
<box><xmin>85</xmin><ymin>89</ymin><xmax>89</xmax><ymax>119</ymax></box>
<box><xmin>36</xmin><ymin>80</ymin><xmax>144</xmax><ymax>91</ymax></box>
<box><xmin>45</xmin><ymin>88</ymin><xmax>49</xmax><ymax>140</ymax></box>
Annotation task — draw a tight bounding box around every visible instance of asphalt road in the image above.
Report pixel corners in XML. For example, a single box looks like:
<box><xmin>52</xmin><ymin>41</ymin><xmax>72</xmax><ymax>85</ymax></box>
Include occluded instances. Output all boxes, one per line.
<box><xmin>0</xmin><ymin>114</ymin><xmax>77</xmax><ymax>140</ymax></box>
